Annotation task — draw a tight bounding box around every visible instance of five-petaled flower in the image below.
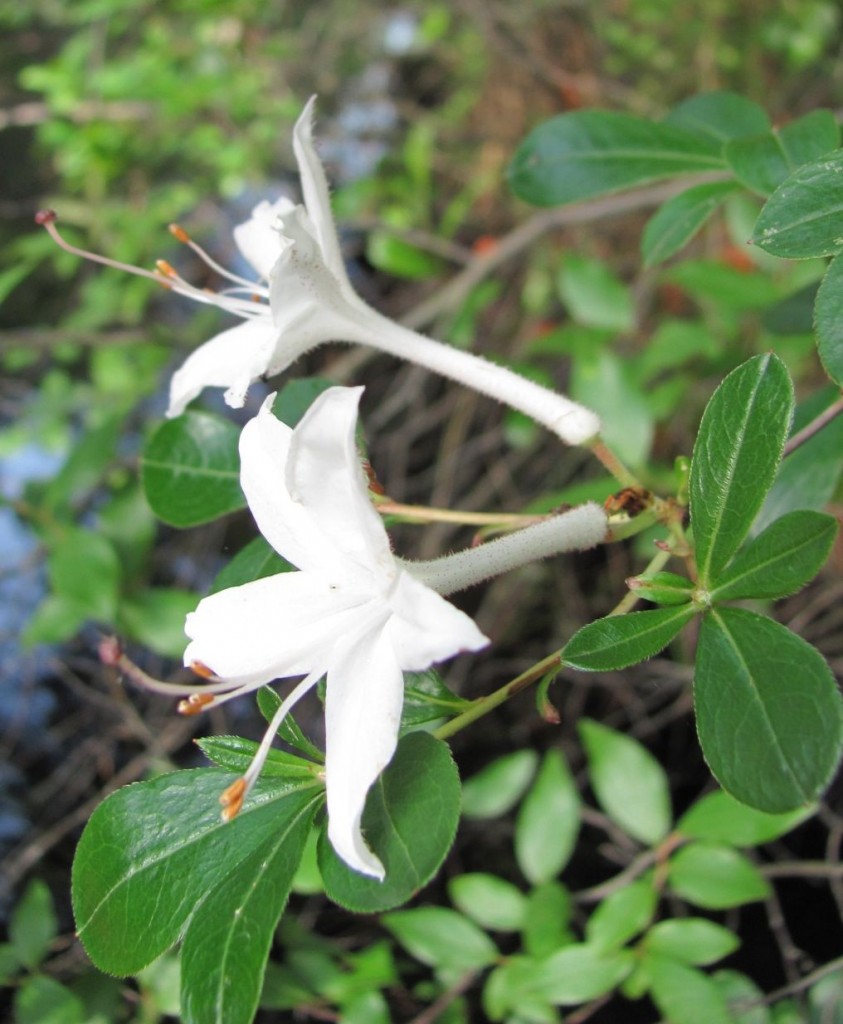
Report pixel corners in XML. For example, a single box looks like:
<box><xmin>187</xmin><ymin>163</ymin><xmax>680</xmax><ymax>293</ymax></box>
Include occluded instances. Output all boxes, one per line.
<box><xmin>181</xmin><ymin>385</ymin><xmax>489</xmax><ymax>879</ymax></box>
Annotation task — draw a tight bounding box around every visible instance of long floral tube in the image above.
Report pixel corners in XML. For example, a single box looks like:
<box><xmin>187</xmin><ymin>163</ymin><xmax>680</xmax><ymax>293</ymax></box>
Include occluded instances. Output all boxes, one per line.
<box><xmin>401</xmin><ymin>502</ymin><xmax>608</xmax><ymax>596</ymax></box>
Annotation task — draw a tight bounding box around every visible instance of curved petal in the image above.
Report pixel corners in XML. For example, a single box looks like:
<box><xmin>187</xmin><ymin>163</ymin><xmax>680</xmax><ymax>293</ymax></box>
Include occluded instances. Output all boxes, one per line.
<box><xmin>288</xmin><ymin>387</ymin><xmax>394</xmax><ymax>582</ymax></box>
<box><xmin>325</xmin><ymin>618</ymin><xmax>403</xmax><ymax>879</ymax></box>
<box><xmin>386</xmin><ymin>571</ymin><xmax>489</xmax><ymax>671</ymax></box>
<box><xmin>292</xmin><ymin>96</ymin><xmax>350</xmax><ymax>290</ymax></box>
<box><xmin>183</xmin><ymin>571</ymin><xmax>372</xmax><ymax>687</ymax></box>
<box><xmin>167</xmin><ymin>318</ymin><xmax>276</xmax><ymax>417</ymax></box>
<box><xmin>233</xmin><ymin>198</ymin><xmax>296</xmax><ymax>281</ymax></box>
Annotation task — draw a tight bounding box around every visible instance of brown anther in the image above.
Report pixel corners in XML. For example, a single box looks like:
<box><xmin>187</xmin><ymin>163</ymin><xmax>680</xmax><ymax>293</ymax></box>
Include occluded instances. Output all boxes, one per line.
<box><xmin>189</xmin><ymin>659</ymin><xmax>217</xmax><ymax>680</ymax></box>
<box><xmin>155</xmin><ymin>259</ymin><xmax>178</xmax><ymax>278</ymax></box>
<box><xmin>220</xmin><ymin>778</ymin><xmax>246</xmax><ymax>821</ymax></box>
<box><xmin>168</xmin><ymin>223</ymin><xmax>190</xmax><ymax>244</ymax></box>
<box><xmin>177</xmin><ymin>692</ymin><xmax>215</xmax><ymax>715</ymax></box>
<box><xmin>98</xmin><ymin>635</ymin><xmax>123</xmax><ymax>666</ymax></box>
<box><xmin>35</xmin><ymin>208</ymin><xmax>58</xmax><ymax>225</ymax></box>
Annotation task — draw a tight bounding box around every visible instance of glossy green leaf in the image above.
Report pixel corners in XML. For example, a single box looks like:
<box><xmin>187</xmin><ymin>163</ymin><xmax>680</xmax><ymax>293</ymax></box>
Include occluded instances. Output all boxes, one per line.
<box><xmin>179</xmin><ymin>794</ymin><xmax>318</xmax><ymax>1024</ymax></box>
<box><xmin>382</xmin><ymin>907</ymin><xmax>498</xmax><ymax>972</ymax></box>
<box><xmin>448</xmin><ymin>874</ymin><xmax>526</xmax><ymax>932</ymax></box>
<box><xmin>646</xmin><ymin>918</ymin><xmax>740</xmax><ymax>966</ymax></box>
<box><xmin>507</xmin><ymin>110</ymin><xmax>722</xmax><ymax>207</ymax></box>
<box><xmin>751</xmin><ymin>150</ymin><xmax>843</xmax><ymax>258</ymax></box>
<box><xmin>141</xmin><ymin>411</ymin><xmax>244</xmax><ymax>527</ymax></box>
<box><xmin>72</xmin><ymin>769</ymin><xmax>322</xmax><ymax>975</ymax></box>
<box><xmin>627</xmin><ymin>571</ymin><xmax>695</xmax><ymax>606</ymax></box>
<box><xmin>579</xmin><ymin>719</ymin><xmax>672</xmax><ymax>845</ymax></box>
<box><xmin>515</xmin><ymin>749</ymin><xmax>580</xmax><ymax>884</ymax></box>
<box><xmin>666</xmin><ymin>91</ymin><xmax>771</xmax><ymax>142</ymax></box>
<box><xmin>256</xmin><ymin>686</ymin><xmax>325</xmax><ymax>763</ymax></box>
<box><xmin>517</xmin><ymin>943</ymin><xmax>634</xmax><ymax>1005</ymax></box>
<box><xmin>10</xmin><ymin>879</ymin><xmax>57</xmax><ymax>970</ymax></box>
<box><xmin>643</xmin><ymin>182</ymin><xmax>737</xmax><ymax>266</ymax></box>
<box><xmin>585</xmin><ymin>878</ymin><xmax>657</xmax><ymax>951</ymax></box>
<box><xmin>196</xmin><ymin>735</ymin><xmax>320</xmax><ymax>778</ymax></box>
<box><xmin>522</xmin><ymin>882</ymin><xmax>575</xmax><ymax>958</ymax></box>
<box><xmin>14</xmin><ymin>975</ymin><xmax>85</xmax><ymax>1024</ymax></box>
<box><xmin>648</xmin><ymin>954</ymin><xmax>735</xmax><ymax>1024</ymax></box>
<box><xmin>318</xmin><ymin>732</ymin><xmax>461</xmax><ymax>912</ymax></box>
<box><xmin>461</xmin><ymin>750</ymin><xmax>538</xmax><ymax>820</ymax></box>
<box><xmin>118</xmin><ymin>587</ymin><xmax>198</xmax><ymax>658</ymax></box>
<box><xmin>563</xmin><ymin>605</ymin><xmax>696</xmax><ymax>672</ymax></box>
<box><xmin>690</xmin><ymin>353</ymin><xmax>793</xmax><ymax>586</ymax></box>
<box><xmin>695</xmin><ymin>608</ymin><xmax>843</xmax><ymax>812</ymax></box>
<box><xmin>710</xmin><ymin>510</ymin><xmax>837</xmax><ymax>601</ymax></box>
<box><xmin>678</xmin><ymin>789</ymin><xmax>811</xmax><ymax>846</ymax></box>
<box><xmin>815</xmin><ymin>252</ymin><xmax>843</xmax><ymax>386</ymax></box>
<box><xmin>210</xmin><ymin>536</ymin><xmax>292</xmax><ymax>594</ymax></box>
<box><xmin>668</xmin><ymin>842</ymin><xmax>771</xmax><ymax>908</ymax></box>
<box><xmin>400</xmin><ymin>669</ymin><xmax>471</xmax><ymax>732</ymax></box>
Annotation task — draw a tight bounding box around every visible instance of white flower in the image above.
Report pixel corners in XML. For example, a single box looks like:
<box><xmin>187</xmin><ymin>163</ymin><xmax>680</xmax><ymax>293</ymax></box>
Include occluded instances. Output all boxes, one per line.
<box><xmin>181</xmin><ymin>385</ymin><xmax>489</xmax><ymax>878</ymax></box>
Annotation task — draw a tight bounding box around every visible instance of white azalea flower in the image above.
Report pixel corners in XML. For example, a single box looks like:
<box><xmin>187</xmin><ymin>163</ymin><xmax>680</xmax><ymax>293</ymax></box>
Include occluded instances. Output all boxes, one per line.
<box><xmin>37</xmin><ymin>99</ymin><xmax>601</xmax><ymax>445</ymax></box>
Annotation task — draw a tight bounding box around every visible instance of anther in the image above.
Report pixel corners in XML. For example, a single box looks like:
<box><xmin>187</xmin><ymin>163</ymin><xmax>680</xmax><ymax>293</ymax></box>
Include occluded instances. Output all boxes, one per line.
<box><xmin>155</xmin><ymin>259</ymin><xmax>178</xmax><ymax>278</ymax></box>
<box><xmin>220</xmin><ymin>778</ymin><xmax>247</xmax><ymax>821</ymax></box>
<box><xmin>177</xmin><ymin>692</ymin><xmax>215</xmax><ymax>715</ymax></box>
<box><xmin>168</xmin><ymin>223</ymin><xmax>191</xmax><ymax>244</ymax></box>
<box><xmin>190</xmin><ymin>659</ymin><xmax>218</xmax><ymax>680</ymax></box>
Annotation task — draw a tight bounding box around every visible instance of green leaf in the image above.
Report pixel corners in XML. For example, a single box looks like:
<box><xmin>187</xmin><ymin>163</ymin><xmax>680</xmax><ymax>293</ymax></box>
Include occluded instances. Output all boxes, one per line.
<box><xmin>677</xmin><ymin>789</ymin><xmax>811</xmax><ymax>846</ymax></box>
<box><xmin>666</xmin><ymin>92</ymin><xmax>771</xmax><ymax>142</ymax></box>
<box><xmin>10</xmin><ymin>879</ymin><xmax>57</xmax><ymax>970</ymax></box>
<box><xmin>522</xmin><ymin>882</ymin><xmax>575</xmax><ymax>958</ymax></box>
<box><xmin>383</xmin><ymin>907</ymin><xmax>498</xmax><ymax>972</ymax></box>
<box><xmin>585</xmin><ymin>878</ymin><xmax>658</xmax><ymax>951</ymax></box>
<box><xmin>256</xmin><ymin>686</ymin><xmax>325</xmax><ymax>763</ymax></box>
<box><xmin>179</xmin><ymin>794</ymin><xmax>318</xmax><ymax>1024</ymax></box>
<box><xmin>646</xmin><ymin>918</ymin><xmax>740</xmax><ymax>966</ymax></box>
<box><xmin>196</xmin><ymin>735</ymin><xmax>320</xmax><ymax>778</ymax></box>
<box><xmin>514</xmin><ymin>749</ymin><xmax>580</xmax><ymax>884</ymax></box>
<box><xmin>448</xmin><ymin>874</ymin><xmax>526</xmax><ymax>932</ymax></box>
<box><xmin>507</xmin><ymin>110</ymin><xmax>722</xmax><ymax>208</ymax></box>
<box><xmin>141</xmin><ymin>411</ymin><xmax>244</xmax><ymax>527</ymax></box>
<box><xmin>14</xmin><ymin>975</ymin><xmax>85</xmax><ymax>1024</ymax></box>
<box><xmin>516</xmin><ymin>944</ymin><xmax>634</xmax><ymax>1005</ymax></box>
<box><xmin>43</xmin><ymin>414</ymin><xmax>121</xmax><ymax>517</ymax></box>
<box><xmin>690</xmin><ymin>353</ymin><xmax>793</xmax><ymax>586</ymax></box>
<box><xmin>118</xmin><ymin>587</ymin><xmax>198</xmax><ymax>658</ymax></box>
<box><xmin>366</xmin><ymin>231</ymin><xmax>446</xmax><ymax>280</ymax></box>
<box><xmin>815</xmin><ymin>252</ymin><xmax>843</xmax><ymax>386</ymax></box>
<box><xmin>318</xmin><ymin>732</ymin><xmax>461</xmax><ymax>912</ymax></box>
<box><xmin>461</xmin><ymin>750</ymin><xmax>538</xmax><ymax>820</ymax></box>
<box><xmin>643</xmin><ymin>182</ymin><xmax>737</xmax><ymax>267</ymax></box>
<box><xmin>210</xmin><ymin>536</ymin><xmax>292</xmax><ymax>594</ymax></box>
<box><xmin>271</xmin><ymin>377</ymin><xmax>336</xmax><ymax>427</ymax></box>
<box><xmin>72</xmin><ymin>769</ymin><xmax>322</xmax><ymax>975</ymax></box>
<box><xmin>627</xmin><ymin>571</ymin><xmax>695</xmax><ymax>606</ymax></box>
<box><xmin>647</xmin><ymin>954</ymin><xmax>735</xmax><ymax>1024</ymax></box>
<box><xmin>50</xmin><ymin>529</ymin><xmax>122</xmax><ymax>623</ymax></box>
<box><xmin>579</xmin><ymin>719</ymin><xmax>672</xmax><ymax>845</ymax></box>
<box><xmin>0</xmin><ymin>944</ymin><xmax>19</xmax><ymax>986</ymax></box>
<box><xmin>709</xmin><ymin>510</ymin><xmax>837</xmax><ymax>601</ymax></box>
<box><xmin>668</xmin><ymin>842</ymin><xmax>771</xmax><ymax>908</ymax></box>
<box><xmin>400</xmin><ymin>669</ymin><xmax>471</xmax><ymax>732</ymax></box>
<box><xmin>558</xmin><ymin>255</ymin><xmax>634</xmax><ymax>331</ymax></box>
<box><xmin>695</xmin><ymin>608</ymin><xmax>843</xmax><ymax>812</ymax></box>
<box><xmin>483</xmin><ymin>956</ymin><xmax>558</xmax><ymax>1023</ymax></box>
<box><xmin>563</xmin><ymin>606</ymin><xmax>696</xmax><ymax>672</ymax></box>
<box><xmin>713</xmin><ymin>969</ymin><xmax>772</xmax><ymax>1024</ymax></box>
<box><xmin>751</xmin><ymin>150</ymin><xmax>843</xmax><ymax>258</ymax></box>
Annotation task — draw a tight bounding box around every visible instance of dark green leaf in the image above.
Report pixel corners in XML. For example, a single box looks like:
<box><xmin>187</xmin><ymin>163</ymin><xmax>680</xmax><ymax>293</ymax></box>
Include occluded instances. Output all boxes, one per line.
<box><xmin>648</xmin><ymin>954</ymin><xmax>735</xmax><ymax>1024</ymax></box>
<box><xmin>677</xmin><ymin>789</ymin><xmax>811</xmax><ymax>846</ymax></box>
<box><xmin>579</xmin><ymin>719</ymin><xmax>672</xmax><ymax>845</ymax></box>
<box><xmin>72</xmin><ymin>770</ymin><xmax>322</xmax><ymax>975</ymax></box>
<box><xmin>210</xmin><ymin>536</ymin><xmax>292</xmax><ymax>594</ymax></box>
<box><xmin>668</xmin><ymin>842</ymin><xmax>770</xmax><ymax>909</ymax></box>
<box><xmin>118</xmin><ymin>587</ymin><xmax>198</xmax><ymax>658</ymax></box>
<box><xmin>761</xmin><ymin>282</ymin><xmax>818</xmax><ymax>336</ymax></box>
<box><xmin>695</xmin><ymin>608</ymin><xmax>843</xmax><ymax>812</ymax></box>
<box><xmin>666</xmin><ymin>92</ymin><xmax>771</xmax><ymax>142</ymax></box>
<box><xmin>514</xmin><ymin>749</ymin><xmax>580</xmax><ymax>884</ymax></box>
<box><xmin>10</xmin><ymin>879</ymin><xmax>57</xmax><ymax>970</ymax></box>
<box><xmin>14</xmin><ymin>975</ymin><xmax>85</xmax><ymax>1024</ymax></box>
<box><xmin>141</xmin><ymin>411</ymin><xmax>244</xmax><ymax>527</ymax></box>
<box><xmin>713</xmin><ymin>969</ymin><xmax>772</xmax><ymax>1024</ymax></box>
<box><xmin>461</xmin><ymin>750</ymin><xmax>538</xmax><ymax>820</ymax></box>
<box><xmin>815</xmin><ymin>251</ymin><xmax>843</xmax><ymax>386</ymax></box>
<box><xmin>383</xmin><ymin>907</ymin><xmax>498</xmax><ymax>972</ymax></box>
<box><xmin>196</xmin><ymin>735</ymin><xmax>321</xmax><ymax>777</ymax></box>
<box><xmin>646</xmin><ymin>919</ymin><xmax>740</xmax><ymax>966</ymax></box>
<box><xmin>751</xmin><ymin>150</ymin><xmax>843</xmax><ymax>258</ymax></box>
<box><xmin>690</xmin><ymin>353</ymin><xmax>793</xmax><ymax>586</ymax></box>
<box><xmin>401</xmin><ymin>669</ymin><xmax>471</xmax><ymax>732</ymax></box>
<box><xmin>507</xmin><ymin>111</ymin><xmax>722</xmax><ymax>208</ymax></box>
<box><xmin>448</xmin><ymin>874</ymin><xmax>526</xmax><ymax>932</ymax></box>
<box><xmin>643</xmin><ymin>182</ymin><xmax>737</xmax><ymax>267</ymax></box>
<box><xmin>0</xmin><ymin>944</ymin><xmax>19</xmax><ymax>986</ymax></box>
<box><xmin>563</xmin><ymin>606</ymin><xmax>696</xmax><ymax>672</ymax></box>
<box><xmin>180</xmin><ymin>794</ymin><xmax>318</xmax><ymax>1024</ymax></box>
<box><xmin>256</xmin><ymin>685</ymin><xmax>325</xmax><ymax>763</ymax></box>
<box><xmin>710</xmin><ymin>510</ymin><xmax>837</xmax><ymax>601</ymax></box>
<box><xmin>318</xmin><ymin>732</ymin><xmax>461</xmax><ymax>912</ymax></box>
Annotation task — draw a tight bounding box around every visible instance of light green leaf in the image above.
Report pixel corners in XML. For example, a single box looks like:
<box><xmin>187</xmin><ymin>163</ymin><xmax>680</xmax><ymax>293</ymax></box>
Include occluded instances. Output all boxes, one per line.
<box><xmin>518</xmin><ymin>943</ymin><xmax>634</xmax><ymax>1005</ymax></box>
<box><xmin>585</xmin><ymin>878</ymin><xmax>658</xmax><ymax>951</ymax></box>
<box><xmin>558</xmin><ymin>255</ymin><xmax>634</xmax><ymax>331</ymax></box>
<box><xmin>643</xmin><ymin>182</ymin><xmax>737</xmax><ymax>266</ymax></box>
<box><xmin>666</xmin><ymin>92</ymin><xmax>771</xmax><ymax>142</ymax></box>
<box><xmin>522</xmin><ymin>882</ymin><xmax>575</xmax><ymax>958</ymax></box>
<box><xmin>483</xmin><ymin>957</ymin><xmax>558</xmax><ymax>1024</ymax></box>
<box><xmin>648</xmin><ymin>954</ymin><xmax>735</xmax><ymax>1024</ymax></box>
<box><xmin>49</xmin><ymin>529</ymin><xmax>121</xmax><ymax>623</ymax></box>
<box><xmin>383</xmin><ymin>907</ymin><xmax>498</xmax><ymax>972</ymax></box>
<box><xmin>690</xmin><ymin>353</ymin><xmax>793</xmax><ymax>586</ymax></box>
<box><xmin>646</xmin><ymin>918</ymin><xmax>740</xmax><ymax>966</ymax></box>
<box><xmin>815</xmin><ymin>251</ymin><xmax>843</xmax><ymax>386</ymax></box>
<box><xmin>461</xmin><ymin>750</ymin><xmax>538</xmax><ymax>820</ymax></box>
<box><xmin>318</xmin><ymin>732</ymin><xmax>461</xmax><ymax>913</ymax></box>
<box><xmin>448</xmin><ymin>874</ymin><xmax>526</xmax><ymax>932</ymax></box>
<box><xmin>14</xmin><ymin>975</ymin><xmax>85</xmax><ymax>1024</ymax></box>
<box><xmin>579</xmin><ymin>719</ymin><xmax>672</xmax><ymax>845</ymax></box>
<box><xmin>508</xmin><ymin>110</ymin><xmax>722</xmax><ymax>208</ymax></box>
<box><xmin>677</xmin><ymin>789</ymin><xmax>811</xmax><ymax>846</ymax></box>
<box><xmin>695</xmin><ymin>608</ymin><xmax>843</xmax><ymax>812</ymax></box>
<box><xmin>141</xmin><ymin>411</ymin><xmax>244</xmax><ymax>527</ymax></box>
<box><xmin>668</xmin><ymin>842</ymin><xmax>771</xmax><ymax>909</ymax></box>
<box><xmin>118</xmin><ymin>587</ymin><xmax>198</xmax><ymax>658</ymax></box>
<box><xmin>515</xmin><ymin>750</ymin><xmax>580</xmax><ymax>884</ymax></box>
<box><xmin>713</xmin><ymin>969</ymin><xmax>772</xmax><ymax>1024</ymax></box>
<box><xmin>366</xmin><ymin>231</ymin><xmax>446</xmax><ymax>280</ymax></box>
<box><xmin>10</xmin><ymin>879</ymin><xmax>57</xmax><ymax>970</ymax></box>
<box><xmin>563</xmin><ymin>605</ymin><xmax>696</xmax><ymax>672</ymax></box>
<box><xmin>710</xmin><ymin>510</ymin><xmax>838</xmax><ymax>601</ymax></box>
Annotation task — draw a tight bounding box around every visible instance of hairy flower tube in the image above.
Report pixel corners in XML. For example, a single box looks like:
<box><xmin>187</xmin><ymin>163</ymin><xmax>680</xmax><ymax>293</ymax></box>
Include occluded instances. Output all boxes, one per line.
<box><xmin>36</xmin><ymin>98</ymin><xmax>601</xmax><ymax>445</ymax></box>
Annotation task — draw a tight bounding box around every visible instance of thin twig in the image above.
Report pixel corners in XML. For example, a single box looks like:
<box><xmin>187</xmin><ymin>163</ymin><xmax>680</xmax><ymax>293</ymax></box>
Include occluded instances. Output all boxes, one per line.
<box><xmin>783</xmin><ymin>393</ymin><xmax>843</xmax><ymax>456</ymax></box>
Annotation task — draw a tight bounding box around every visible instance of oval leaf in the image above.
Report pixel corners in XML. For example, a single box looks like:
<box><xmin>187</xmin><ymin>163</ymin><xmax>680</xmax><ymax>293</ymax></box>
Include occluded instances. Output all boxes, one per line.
<box><xmin>461</xmin><ymin>750</ymin><xmax>538</xmax><ymax>820</ymax></box>
<box><xmin>690</xmin><ymin>353</ymin><xmax>793</xmax><ymax>586</ymax></box>
<box><xmin>317</xmin><ymin>732</ymin><xmax>461</xmax><ymax>913</ymax></box>
<box><xmin>523</xmin><ymin>943</ymin><xmax>634</xmax><ymax>1005</ymax></box>
<box><xmin>646</xmin><ymin>918</ymin><xmax>740</xmax><ymax>966</ymax></box>
<box><xmin>648</xmin><ymin>955</ymin><xmax>735</xmax><ymax>1024</ymax></box>
<box><xmin>448</xmin><ymin>873</ymin><xmax>526</xmax><ymax>932</ymax></box>
<box><xmin>382</xmin><ymin>907</ymin><xmax>498</xmax><ymax>972</ymax></box>
<box><xmin>815</xmin><ymin>251</ymin><xmax>843</xmax><ymax>386</ymax></box>
<box><xmin>585</xmin><ymin>878</ymin><xmax>658</xmax><ymax>951</ymax></box>
<box><xmin>666</xmin><ymin>92</ymin><xmax>771</xmax><ymax>142</ymax></box>
<box><xmin>563</xmin><ymin>605</ymin><xmax>696</xmax><ymax>672</ymax></box>
<box><xmin>668</xmin><ymin>842</ymin><xmax>770</xmax><ymax>909</ymax></box>
<box><xmin>677</xmin><ymin>789</ymin><xmax>811</xmax><ymax>847</ymax></box>
<box><xmin>695</xmin><ymin>608</ymin><xmax>843</xmax><ymax>812</ymax></box>
<box><xmin>141</xmin><ymin>411</ymin><xmax>244</xmax><ymax>527</ymax></box>
<box><xmin>643</xmin><ymin>182</ymin><xmax>737</xmax><ymax>267</ymax></box>
<box><xmin>515</xmin><ymin>749</ymin><xmax>581</xmax><ymax>884</ymax></box>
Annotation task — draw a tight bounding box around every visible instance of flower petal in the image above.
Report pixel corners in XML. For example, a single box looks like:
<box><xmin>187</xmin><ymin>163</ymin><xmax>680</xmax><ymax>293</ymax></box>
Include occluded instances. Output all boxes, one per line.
<box><xmin>183</xmin><ymin>572</ymin><xmax>371</xmax><ymax>687</ymax></box>
<box><xmin>387</xmin><ymin>571</ymin><xmax>489</xmax><ymax>671</ymax></box>
<box><xmin>167</xmin><ymin>318</ymin><xmax>277</xmax><ymax>417</ymax></box>
<box><xmin>232</xmin><ymin>197</ymin><xmax>296</xmax><ymax>281</ymax></box>
<box><xmin>293</xmin><ymin>96</ymin><xmax>349</xmax><ymax>289</ymax></box>
<box><xmin>325</xmin><ymin>618</ymin><xmax>403</xmax><ymax>879</ymax></box>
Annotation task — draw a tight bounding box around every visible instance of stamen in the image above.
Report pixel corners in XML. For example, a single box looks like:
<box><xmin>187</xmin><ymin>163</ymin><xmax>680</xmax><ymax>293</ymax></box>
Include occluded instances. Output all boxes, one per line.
<box><xmin>168</xmin><ymin>221</ymin><xmax>263</xmax><ymax>290</ymax></box>
<box><xmin>178</xmin><ymin>692</ymin><xmax>216</xmax><ymax>715</ymax></box>
<box><xmin>220</xmin><ymin>778</ymin><xmax>247</xmax><ymax>821</ymax></box>
<box><xmin>190</xmin><ymin>659</ymin><xmax>220</xmax><ymax>680</ymax></box>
